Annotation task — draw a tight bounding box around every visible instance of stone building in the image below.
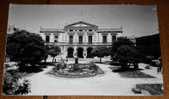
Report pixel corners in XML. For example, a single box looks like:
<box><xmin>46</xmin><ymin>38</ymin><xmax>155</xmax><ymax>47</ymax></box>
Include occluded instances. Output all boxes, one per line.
<box><xmin>40</xmin><ymin>21</ymin><xmax>122</xmax><ymax>58</ymax></box>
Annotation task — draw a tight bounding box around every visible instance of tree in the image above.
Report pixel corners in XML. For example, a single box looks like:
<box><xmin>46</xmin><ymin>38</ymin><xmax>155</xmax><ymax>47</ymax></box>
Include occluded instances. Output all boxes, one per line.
<box><xmin>114</xmin><ymin>45</ymin><xmax>140</xmax><ymax>69</ymax></box>
<box><xmin>6</xmin><ymin>29</ymin><xmax>47</xmax><ymax>70</ymax></box>
<box><xmin>111</xmin><ymin>37</ymin><xmax>142</xmax><ymax>69</ymax></box>
<box><xmin>111</xmin><ymin>37</ymin><xmax>134</xmax><ymax>57</ymax></box>
<box><xmin>91</xmin><ymin>47</ymin><xmax>111</xmax><ymax>63</ymax></box>
<box><xmin>48</xmin><ymin>46</ymin><xmax>61</xmax><ymax>62</ymax></box>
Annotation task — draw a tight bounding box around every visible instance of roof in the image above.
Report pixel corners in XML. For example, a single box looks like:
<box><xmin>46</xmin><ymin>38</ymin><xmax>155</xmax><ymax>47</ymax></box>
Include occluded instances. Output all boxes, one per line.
<box><xmin>64</xmin><ymin>21</ymin><xmax>98</xmax><ymax>30</ymax></box>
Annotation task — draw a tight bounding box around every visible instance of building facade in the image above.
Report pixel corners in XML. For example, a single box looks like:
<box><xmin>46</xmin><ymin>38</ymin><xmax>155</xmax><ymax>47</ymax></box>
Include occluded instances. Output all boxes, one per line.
<box><xmin>40</xmin><ymin>21</ymin><xmax>122</xmax><ymax>58</ymax></box>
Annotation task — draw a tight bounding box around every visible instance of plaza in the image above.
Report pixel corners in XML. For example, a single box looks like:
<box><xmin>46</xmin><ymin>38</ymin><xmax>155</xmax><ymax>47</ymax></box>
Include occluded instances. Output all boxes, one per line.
<box><xmin>25</xmin><ymin>58</ymin><xmax>163</xmax><ymax>95</ymax></box>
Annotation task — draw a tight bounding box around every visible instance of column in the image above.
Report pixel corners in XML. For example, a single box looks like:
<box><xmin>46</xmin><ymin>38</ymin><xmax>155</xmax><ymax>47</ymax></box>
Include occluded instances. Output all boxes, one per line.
<box><xmin>63</xmin><ymin>46</ymin><xmax>67</xmax><ymax>58</ymax></box>
<box><xmin>83</xmin><ymin>47</ymin><xmax>87</xmax><ymax>59</ymax></box>
<box><xmin>84</xmin><ymin>31</ymin><xmax>87</xmax><ymax>43</ymax></box>
<box><xmin>50</xmin><ymin>33</ymin><xmax>54</xmax><ymax>42</ymax></box>
<box><xmin>73</xmin><ymin>46</ymin><xmax>77</xmax><ymax>58</ymax></box>
<box><xmin>74</xmin><ymin>32</ymin><xmax>78</xmax><ymax>43</ymax></box>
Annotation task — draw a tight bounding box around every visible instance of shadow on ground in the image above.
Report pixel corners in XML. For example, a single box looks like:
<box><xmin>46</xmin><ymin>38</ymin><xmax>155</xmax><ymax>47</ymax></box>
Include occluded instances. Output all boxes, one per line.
<box><xmin>109</xmin><ymin>66</ymin><xmax>155</xmax><ymax>78</ymax></box>
<box><xmin>133</xmin><ymin>83</ymin><xmax>163</xmax><ymax>95</ymax></box>
<box><xmin>18</xmin><ymin>62</ymin><xmax>56</xmax><ymax>73</ymax></box>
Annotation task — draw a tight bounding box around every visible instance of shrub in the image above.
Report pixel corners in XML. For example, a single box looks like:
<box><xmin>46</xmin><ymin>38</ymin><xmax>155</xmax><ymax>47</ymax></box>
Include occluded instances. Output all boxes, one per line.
<box><xmin>3</xmin><ymin>70</ymin><xmax>31</xmax><ymax>95</ymax></box>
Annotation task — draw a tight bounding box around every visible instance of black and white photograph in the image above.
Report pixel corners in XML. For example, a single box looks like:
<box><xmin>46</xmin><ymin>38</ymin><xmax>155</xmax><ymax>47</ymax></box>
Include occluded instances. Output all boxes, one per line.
<box><xmin>3</xmin><ymin>4</ymin><xmax>163</xmax><ymax>96</ymax></box>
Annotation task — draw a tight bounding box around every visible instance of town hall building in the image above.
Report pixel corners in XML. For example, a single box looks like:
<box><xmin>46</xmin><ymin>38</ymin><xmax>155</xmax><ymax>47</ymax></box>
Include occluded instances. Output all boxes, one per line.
<box><xmin>40</xmin><ymin>21</ymin><xmax>123</xmax><ymax>58</ymax></box>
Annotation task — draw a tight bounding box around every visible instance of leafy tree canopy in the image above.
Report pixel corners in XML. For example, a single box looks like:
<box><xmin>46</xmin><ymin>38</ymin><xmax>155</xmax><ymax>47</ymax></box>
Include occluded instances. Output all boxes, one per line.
<box><xmin>91</xmin><ymin>47</ymin><xmax>111</xmax><ymax>62</ymax></box>
<box><xmin>6</xmin><ymin>29</ymin><xmax>47</xmax><ymax>66</ymax></box>
<box><xmin>112</xmin><ymin>37</ymin><xmax>134</xmax><ymax>55</ymax></box>
<box><xmin>114</xmin><ymin>45</ymin><xmax>140</xmax><ymax>62</ymax></box>
<box><xmin>111</xmin><ymin>37</ymin><xmax>143</xmax><ymax>69</ymax></box>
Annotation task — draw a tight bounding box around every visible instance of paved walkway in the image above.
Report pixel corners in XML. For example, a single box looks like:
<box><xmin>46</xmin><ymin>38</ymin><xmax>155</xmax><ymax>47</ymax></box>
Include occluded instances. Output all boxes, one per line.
<box><xmin>26</xmin><ymin>61</ymin><xmax>163</xmax><ymax>96</ymax></box>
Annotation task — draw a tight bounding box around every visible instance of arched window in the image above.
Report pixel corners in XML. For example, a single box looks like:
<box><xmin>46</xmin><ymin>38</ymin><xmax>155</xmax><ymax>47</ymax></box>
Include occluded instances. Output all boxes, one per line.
<box><xmin>77</xmin><ymin>47</ymin><xmax>84</xmax><ymax>58</ymax></box>
<box><xmin>87</xmin><ymin>47</ymin><xmax>93</xmax><ymax>58</ymax></box>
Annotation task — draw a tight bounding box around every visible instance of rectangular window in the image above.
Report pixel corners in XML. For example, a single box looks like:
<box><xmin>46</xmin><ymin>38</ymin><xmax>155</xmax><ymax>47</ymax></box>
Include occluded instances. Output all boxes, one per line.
<box><xmin>103</xmin><ymin>35</ymin><xmax>107</xmax><ymax>43</ymax></box>
<box><xmin>46</xmin><ymin>35</ymin><xmax>50</xmax><ymax>42</ymax></box>
<box><xmin>69</xmin><ymin>35</ymin><xmax>73</xmax><ymax>44</ymax></box>
<box><xmin>54</xmin><ymin>35</ymin><xmax>58</xmax><ymax>42</ymax></box>
<box><xmin>88</xmin><ymin>36</ymin><xmax>92</xmax><ymax>44</ymax></box>
<box><xmin>69</xmin><ymin>29</ymin><xmax>73</xmax><ymax>32</ymax></box>
<box><xmin>79</xmin><ymin>36</ymin><xmax>83</xmax><ymax>44</ymax></box>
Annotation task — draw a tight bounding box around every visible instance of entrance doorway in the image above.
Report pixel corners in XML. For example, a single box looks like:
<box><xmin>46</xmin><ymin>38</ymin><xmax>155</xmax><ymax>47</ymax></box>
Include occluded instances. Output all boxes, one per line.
<box><xmin>87</xmin><ymin>47</ymin><xmax>93</xmax><ymax>58</ymax></box>
<box><xmin>77</xmin><ymin>47</ymin><xmax>84</xmax><ymax>58</ymax></box>
<box><xmin>67</xmin><ymin>47</ymin><xmax>74</xmax><ymax>58</ymax></box>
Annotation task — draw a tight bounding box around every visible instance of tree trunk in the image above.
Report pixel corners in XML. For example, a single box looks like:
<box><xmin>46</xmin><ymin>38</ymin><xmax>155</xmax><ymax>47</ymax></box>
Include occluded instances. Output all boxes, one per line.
<box><xmin>100</xmin><ymin>57</ymin><xmax>102</xmax><ymax>63</ymax></box>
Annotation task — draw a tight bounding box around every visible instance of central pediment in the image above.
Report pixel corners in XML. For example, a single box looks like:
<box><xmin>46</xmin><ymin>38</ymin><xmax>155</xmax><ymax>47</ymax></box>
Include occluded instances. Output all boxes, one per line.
<box><xmin>72</xmin><ymin>23</ymin><xmax>88</xmax><ymax>27</ymax></box>
<box><xmin>64</xmin><ymin>21</ymin><xmax>98</xmax><ymax>30</ymax></box>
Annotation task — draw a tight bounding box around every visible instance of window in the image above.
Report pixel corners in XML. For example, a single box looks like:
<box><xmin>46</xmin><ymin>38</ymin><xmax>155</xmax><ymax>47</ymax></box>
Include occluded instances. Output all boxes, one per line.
<box><xmin>69</xmin><ymin>35</ymin><xmax>73</xmax><ymax>44</ymax></box>
<box><xmin>46</xmin><ymin>35</ymin><xmax>50</xmax><ymax>42</ymax></box>
<box><xmin>89</xmin><ymin>29</ymin><xmax>92</xmax><ymax>31</ymax></box>
<box><xmin>88</xmin><ymin>36</ymin><xmax>92</xmax><ymax>44</ymax></box>
<box><xmin>79</xmin><ymin>36</ymin><xmax>83</xmax><ymax>44</ymax></box>
<box><xmin>103</xmin><ymin>35</ymin><xmax>107</xmax><ymax>43</ymax></box>
<box><xmin>69</xmin><ymin>29</ymin><xmax>73</xmax><ymax>32</ymax></box>
<box><xmin>112</xmin><ymin>35</ymin><xmax>116</xmax><ymax>41</ymax></box>
<box><xmin>54</xmin><ymin>35</ymin><xmax>58</xmax><ymax>42</ymax></box>
<box><xmin>79</xmin><ymin>30</ymin><xmax>83</xmax><ymax>32</ymax></box>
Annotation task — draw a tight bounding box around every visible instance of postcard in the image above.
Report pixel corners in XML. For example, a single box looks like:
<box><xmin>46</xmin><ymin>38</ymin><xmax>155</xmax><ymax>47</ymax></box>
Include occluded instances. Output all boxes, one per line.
<box><xmin>2</xmin><ymin>4</ymin><xmax>163</xmax><ymax>96</ymax></box>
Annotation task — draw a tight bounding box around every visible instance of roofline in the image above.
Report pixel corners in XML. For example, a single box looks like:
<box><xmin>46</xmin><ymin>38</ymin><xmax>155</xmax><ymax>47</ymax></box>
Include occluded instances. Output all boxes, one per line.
<box><xmin>64</xmin><ymin>21</ymin><xmax>98</xmax><ymax>29</ymax></box>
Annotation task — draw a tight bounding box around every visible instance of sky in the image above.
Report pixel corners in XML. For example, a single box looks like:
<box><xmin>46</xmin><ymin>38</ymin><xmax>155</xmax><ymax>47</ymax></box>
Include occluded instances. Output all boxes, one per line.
<box><xmin>8</xmin><ymin>4</ymin><xmax>159</xmax><ymax>37</ymax></box>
